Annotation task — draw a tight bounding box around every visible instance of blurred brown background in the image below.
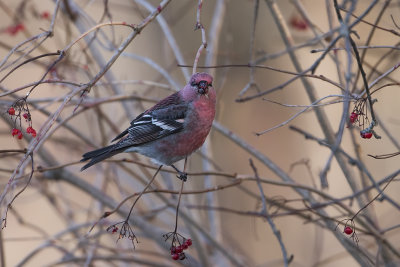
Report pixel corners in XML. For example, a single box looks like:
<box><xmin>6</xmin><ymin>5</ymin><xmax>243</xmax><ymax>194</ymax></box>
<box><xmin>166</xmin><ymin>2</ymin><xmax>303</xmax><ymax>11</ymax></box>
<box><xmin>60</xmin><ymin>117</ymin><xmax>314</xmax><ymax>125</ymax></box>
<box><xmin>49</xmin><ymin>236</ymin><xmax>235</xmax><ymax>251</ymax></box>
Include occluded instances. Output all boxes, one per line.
<box><xmin>1</xmin><ymin>0</ymin><xmax>400</xmax><ymax>266</ymax></box>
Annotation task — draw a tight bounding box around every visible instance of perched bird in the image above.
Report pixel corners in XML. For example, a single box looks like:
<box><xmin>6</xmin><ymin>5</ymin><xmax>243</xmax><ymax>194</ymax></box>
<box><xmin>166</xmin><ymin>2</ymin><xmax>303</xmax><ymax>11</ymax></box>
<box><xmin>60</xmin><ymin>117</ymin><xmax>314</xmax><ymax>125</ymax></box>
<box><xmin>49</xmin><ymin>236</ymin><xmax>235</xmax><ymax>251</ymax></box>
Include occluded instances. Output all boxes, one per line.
<box><xmin>80</xmin><ymin>72</ymin><xmax>216</xmax><ymax>180</ymax></box>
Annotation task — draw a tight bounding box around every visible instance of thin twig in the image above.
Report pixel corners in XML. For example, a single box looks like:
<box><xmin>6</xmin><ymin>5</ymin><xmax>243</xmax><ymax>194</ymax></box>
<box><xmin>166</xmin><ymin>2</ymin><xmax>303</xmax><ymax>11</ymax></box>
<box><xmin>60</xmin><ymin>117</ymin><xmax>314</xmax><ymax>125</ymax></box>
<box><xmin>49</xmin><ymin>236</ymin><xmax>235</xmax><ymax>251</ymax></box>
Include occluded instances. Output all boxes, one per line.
<box><xmin>192</xmin><ymin>0</ymin><xmax>208</xmax><ymax>74</ymax></box>
<box><xmin>249</xmin><ymin>159</ymin><xmax>290</xmax><ymax>267</ymax></box>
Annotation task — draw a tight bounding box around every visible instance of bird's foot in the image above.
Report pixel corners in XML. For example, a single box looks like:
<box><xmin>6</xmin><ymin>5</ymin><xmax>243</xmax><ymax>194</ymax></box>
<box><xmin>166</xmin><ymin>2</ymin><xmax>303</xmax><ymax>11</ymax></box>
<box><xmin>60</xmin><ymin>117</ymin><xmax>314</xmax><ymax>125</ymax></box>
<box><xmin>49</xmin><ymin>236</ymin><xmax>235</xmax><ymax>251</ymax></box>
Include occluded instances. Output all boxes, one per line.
<box><xmin>176</xmin><ymin>171</ymin><xmax>187</xmax><ymax>182</ymax></box>
<box><xmin>171</xmin><ymin>164</ymin><xmax>187</xmax><ymax>182</ymax></box>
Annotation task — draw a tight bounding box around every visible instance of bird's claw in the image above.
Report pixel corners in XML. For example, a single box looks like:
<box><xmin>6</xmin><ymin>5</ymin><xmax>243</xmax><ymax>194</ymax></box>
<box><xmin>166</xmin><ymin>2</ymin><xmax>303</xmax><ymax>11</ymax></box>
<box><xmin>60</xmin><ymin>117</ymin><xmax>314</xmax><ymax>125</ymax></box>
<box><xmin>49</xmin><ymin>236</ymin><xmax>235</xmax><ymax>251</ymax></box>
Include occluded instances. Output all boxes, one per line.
<box><xmin>176</xmin><ymin>172</ymin><xmax>187</xmax><ymax>182</ymax></box>
<box><xmin>170</xmin><ymin>164</ymin><xmax>188</xmax><ymax>182</ymax></box>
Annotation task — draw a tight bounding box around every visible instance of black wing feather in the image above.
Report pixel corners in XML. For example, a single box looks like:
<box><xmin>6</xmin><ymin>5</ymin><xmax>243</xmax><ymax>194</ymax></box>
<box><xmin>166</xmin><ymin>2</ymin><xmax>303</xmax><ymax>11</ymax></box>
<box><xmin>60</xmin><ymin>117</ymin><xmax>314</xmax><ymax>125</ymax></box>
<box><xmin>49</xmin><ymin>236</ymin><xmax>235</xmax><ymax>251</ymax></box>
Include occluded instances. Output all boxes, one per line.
<box><xmin>80</xmin><ymin>145</ymin><xmax>125</xmax><ymax>171</ymax></box>
<box><xmin>111</xmin><ymin>104</ymin><xmax>187</xmax><ymax>144</ymax></box>
<box><xmin>81</xmin><ymin>102</ymin><xmax>188</xmax><ymax>171</ymax></box>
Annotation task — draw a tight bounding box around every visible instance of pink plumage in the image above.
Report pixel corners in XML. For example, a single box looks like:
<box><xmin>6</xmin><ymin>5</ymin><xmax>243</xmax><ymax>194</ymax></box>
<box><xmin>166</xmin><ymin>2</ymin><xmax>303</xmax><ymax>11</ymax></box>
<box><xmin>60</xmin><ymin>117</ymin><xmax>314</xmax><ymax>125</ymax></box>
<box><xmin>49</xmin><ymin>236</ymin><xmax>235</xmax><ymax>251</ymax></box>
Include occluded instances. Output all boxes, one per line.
<box><xmin>81</xmin><ymin>72</ymin><xmax>216</xmax><ymax>173</ymax></box>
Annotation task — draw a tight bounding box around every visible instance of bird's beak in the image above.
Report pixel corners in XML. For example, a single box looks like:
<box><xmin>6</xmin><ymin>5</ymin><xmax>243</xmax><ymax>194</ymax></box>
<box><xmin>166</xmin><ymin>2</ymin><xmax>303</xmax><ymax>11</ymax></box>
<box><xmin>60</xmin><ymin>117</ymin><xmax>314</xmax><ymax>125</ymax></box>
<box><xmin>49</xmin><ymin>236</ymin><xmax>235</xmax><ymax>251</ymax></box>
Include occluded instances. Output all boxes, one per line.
<box><xmin>198</xmin><ymin>87</ymin><xmax>209</xmax><ymax>95</ymax></box>
<box><xmin>199</xmin><ymin>89</ymin><xmax>209</xmax><ymax>99</ymax></box>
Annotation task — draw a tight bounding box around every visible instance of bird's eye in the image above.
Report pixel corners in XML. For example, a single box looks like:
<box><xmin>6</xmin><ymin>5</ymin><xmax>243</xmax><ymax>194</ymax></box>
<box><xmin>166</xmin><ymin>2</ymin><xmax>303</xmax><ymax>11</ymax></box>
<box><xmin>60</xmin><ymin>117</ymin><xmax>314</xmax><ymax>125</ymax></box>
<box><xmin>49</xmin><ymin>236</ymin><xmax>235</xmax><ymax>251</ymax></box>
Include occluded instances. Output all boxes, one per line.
<box><xmin>198</xmin><ymin>81</ymin><xmax>208</xmax><ymax>88</ymax></box>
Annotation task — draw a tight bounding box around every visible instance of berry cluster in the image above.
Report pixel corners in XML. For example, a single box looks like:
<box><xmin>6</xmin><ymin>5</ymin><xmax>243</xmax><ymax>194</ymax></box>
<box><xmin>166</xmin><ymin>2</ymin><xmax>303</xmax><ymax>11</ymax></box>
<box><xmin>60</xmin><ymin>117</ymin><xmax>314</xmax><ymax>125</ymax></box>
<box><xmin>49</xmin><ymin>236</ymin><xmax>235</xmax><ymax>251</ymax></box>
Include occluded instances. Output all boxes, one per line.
<box><xmin>106</xmin><ymin>221</ymin><xmax>138</xmax><ymax>248</ymax></box>
<box><xmin>348</xmin><ymin>108</ymin><xmax>375</xmax><ymax>139</ymax></box>
<box><xmin>349</xmin><ymin>112</ymin><xmax>359</xmax><ymax>124</ymax></box>
<box><xmin>7</xmin><ymin>101</ymin><xmax>37</xmax><ymax>140</ymax></box>
<box><xmin>359</xmin><ymin>121</ymin><xmax>376</xmax><ymax>139</ymax></box>
<box><xmin>163</xmin><ymin>231</ymin><xmax>193</xmax><ymax>261</ymax></box>
<box><xmin>26</xmin><ymin>126</ymin><xmax>37</xmax><ymax>137</ymax></box>
<box><xmin>170</xmin><ymin>238</ymin><xmax>192</xmax><ymax>261</ymax></box>
<box><xmin>11</xmin><ymin>128</ymin><xmax>23</xmax><ymax>139</ymax></box>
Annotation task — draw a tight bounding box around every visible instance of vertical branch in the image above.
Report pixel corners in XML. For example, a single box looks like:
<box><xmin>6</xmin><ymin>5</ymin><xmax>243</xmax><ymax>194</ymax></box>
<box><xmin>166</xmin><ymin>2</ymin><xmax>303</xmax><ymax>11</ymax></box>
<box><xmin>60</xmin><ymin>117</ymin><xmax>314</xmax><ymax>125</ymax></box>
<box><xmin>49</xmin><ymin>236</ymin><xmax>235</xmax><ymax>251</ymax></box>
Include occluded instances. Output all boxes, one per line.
<box><xmin>249</xmin><ymin>159</ymin><xmax>290</xmax><ymax>267</ymax></box>
<box><xmin>173</xmin><ymin>179</ymin><xmax>185</xmax><ymax>233</ymax></box>
<box><xmin>193</xmin><ymin>0</ymin><xmax>208</xmax><ymax>74</ymax></box>
<box><xmin>125</xmin><ymin>165</ymin><xmax>162</xmax><ymax>221</ymax></box>
<box><xmin>0</xmin><ymin>215</ymin><xmax>4</xmax><ymax>267</ymax></box>
<box><xmin>351</xmin><ymin>0</ymin><xmax>392</xmax><ymax>93</ymax></box>
<box><xmin>204</xmin><ymin>0</ymin><xmax>225</xmax><ymax>77</ymax></box>
<box><xmin>202</xmin><ymin>0</ymin><xmax>226</xmax><ymax>247</ymax></box>
<box><xmin>173</xmin><ymin>157</ymin><xmax>187</xmax><ymax>232</ymax></box>
<box><xmin>319</xmin><ymin>1</ymin><xmax>357</xmax><ymax>187</ymax></box>
<box><xmin>238</xmin><ymin>0</ymin><xmax>260</xmax><ymax>97</ymax></box>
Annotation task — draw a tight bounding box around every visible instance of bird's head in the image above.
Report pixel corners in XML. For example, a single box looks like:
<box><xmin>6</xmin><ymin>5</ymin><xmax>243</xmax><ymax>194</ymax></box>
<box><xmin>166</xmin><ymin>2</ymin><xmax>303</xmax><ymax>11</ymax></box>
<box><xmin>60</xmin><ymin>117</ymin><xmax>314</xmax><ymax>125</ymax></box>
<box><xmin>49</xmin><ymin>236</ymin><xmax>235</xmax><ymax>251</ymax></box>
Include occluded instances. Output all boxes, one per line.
<box><xmin>190</xmin><ymin>72</ymin><xmax>213</xmax><ymax>95</ymax></box>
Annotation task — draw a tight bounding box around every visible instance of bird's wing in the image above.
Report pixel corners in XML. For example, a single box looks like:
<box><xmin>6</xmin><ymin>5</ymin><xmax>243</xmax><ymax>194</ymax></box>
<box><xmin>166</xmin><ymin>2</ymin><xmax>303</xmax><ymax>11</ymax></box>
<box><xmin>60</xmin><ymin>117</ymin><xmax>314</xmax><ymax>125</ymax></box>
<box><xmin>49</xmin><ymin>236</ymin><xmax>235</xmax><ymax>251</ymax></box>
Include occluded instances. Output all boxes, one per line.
<box><xmin>112</xmin><ymin>103</ymin><xmax>188</xmax><ymax>149</ymax></box>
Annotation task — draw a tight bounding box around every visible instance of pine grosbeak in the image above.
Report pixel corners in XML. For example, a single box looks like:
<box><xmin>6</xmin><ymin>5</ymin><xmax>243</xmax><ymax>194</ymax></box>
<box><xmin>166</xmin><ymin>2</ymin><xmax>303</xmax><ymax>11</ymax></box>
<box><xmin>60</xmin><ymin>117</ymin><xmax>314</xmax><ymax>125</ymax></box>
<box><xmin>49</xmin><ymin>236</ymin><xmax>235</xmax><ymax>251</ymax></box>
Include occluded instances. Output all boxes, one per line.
<box><xmin>81</xmin><ymin>72</ymin><xmax>216</xmax><ymax>180</ymax></box>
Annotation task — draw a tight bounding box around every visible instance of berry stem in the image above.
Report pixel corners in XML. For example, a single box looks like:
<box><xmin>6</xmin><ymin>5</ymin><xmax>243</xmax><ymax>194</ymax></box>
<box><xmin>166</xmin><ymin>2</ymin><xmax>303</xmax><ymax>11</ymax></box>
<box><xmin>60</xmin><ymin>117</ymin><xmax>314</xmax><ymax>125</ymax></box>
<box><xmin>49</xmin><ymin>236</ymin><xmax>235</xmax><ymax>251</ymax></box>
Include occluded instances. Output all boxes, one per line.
<box><xmin>173</xmin><ymin>157</ymin><xmax>187</xmax><ymax>233</ymax></box>
<box><xmin>125</xmin><ymin>165</ymin><xmax>162</xmax><ymax>221</ymax></box>
<box><xmin>174</xmin><ymin>178</ymin><xmax>185</xmax><ymax>233</ymax></box>
<box><xmin>333</xmin><ymin>0</ymin><xmax>377</xmax><ymax>127</ymax></box>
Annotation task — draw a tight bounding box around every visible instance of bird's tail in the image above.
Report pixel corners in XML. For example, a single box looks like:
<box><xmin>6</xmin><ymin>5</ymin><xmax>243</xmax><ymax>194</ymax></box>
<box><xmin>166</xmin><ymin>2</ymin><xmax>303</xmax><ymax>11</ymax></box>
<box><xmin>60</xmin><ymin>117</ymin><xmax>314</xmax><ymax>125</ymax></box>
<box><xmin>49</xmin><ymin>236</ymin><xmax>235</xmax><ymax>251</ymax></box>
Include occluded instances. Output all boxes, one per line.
<box><xmin>80</xmin><ymin>145</ymin><xmax>123</xmax><ymax>171</ymax></box>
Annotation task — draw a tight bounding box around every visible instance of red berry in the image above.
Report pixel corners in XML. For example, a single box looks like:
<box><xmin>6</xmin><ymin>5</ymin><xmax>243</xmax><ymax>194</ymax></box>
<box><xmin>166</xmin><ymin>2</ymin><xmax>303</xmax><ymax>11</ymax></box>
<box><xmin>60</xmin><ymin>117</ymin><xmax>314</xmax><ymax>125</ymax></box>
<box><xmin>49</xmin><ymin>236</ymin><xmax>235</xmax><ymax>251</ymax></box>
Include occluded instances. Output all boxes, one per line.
<box><xmin>16</xmin><ymin>23</ymin><xmax>24</xmax><ymax>31</ymax></box>
<box><xmin>175</xmin><ymin>246</ymin><xmax>183</xmax><ymax>253</ymax></box>
<box><xmin>17</xmin><ymin>132</ymin><xmax>23</xmax><ymax>139</ymax></box>
<box><xmin>290</xmin><ymin>16</ymin><xmax>308</xmax><ymax>31</ymax></box>
<box><xmin>171</xmin><ymin>253</ymin><xmax>179</xmax><ymax>260</ymax></box>
<box><xmin>6</xmin><ymin>25</ymin><xmax>17</xmax><ymax>35</ymax></box>
<box><xmin>41</xmin><ymin>11</ymin><xmax>50</xmax><ymax>19</ymax></box>
<box><xmin>8</xmin><ymin>107</ymin><xmax>15</xmax><ymax>115</ymax></box>
<box><xmin>360</xmin><ymin>131</ymin><xmax>373</xmax><ymax>139</ymax></box>
<box><xmin>344</xmin><ymin>226</ymin><xmax>353</xmax><ymax>235</ymax></box>
<box><xmin>185</xmin><ymin>239</ymin><xmax>192</xmax><ymax>246</ymax></box>
<box><xmin>26</xmin><ymin>126</ymin><xmax>33</xmax><ymax>133</ymax></box>
<box><xmin>349</xmin><ymin>112</ymin><xmax>358</xmax><ymax>123</ymax></box>
<box><xmin>182</xmin><ymin>243</ymin><xmax>188</xmax><ymax>250</ymax></box>
<box><xmin>111</xmin><ymin>226</ymin><xmax>118</xmax><ymax>233</ymax></box>
<box><xmin>170</xmin><ymin>246</ymin><xmax>176</xmax><ymax>254</ymax></box>
<box><xmin>23</xmin><ymin>113</ymin><xmax>31</xmax><ymax>120</ymax></box>
<box><xmin>11</xmin><ymin>128</ymin><xmax>19</xmax><ymax>136</ymax></box>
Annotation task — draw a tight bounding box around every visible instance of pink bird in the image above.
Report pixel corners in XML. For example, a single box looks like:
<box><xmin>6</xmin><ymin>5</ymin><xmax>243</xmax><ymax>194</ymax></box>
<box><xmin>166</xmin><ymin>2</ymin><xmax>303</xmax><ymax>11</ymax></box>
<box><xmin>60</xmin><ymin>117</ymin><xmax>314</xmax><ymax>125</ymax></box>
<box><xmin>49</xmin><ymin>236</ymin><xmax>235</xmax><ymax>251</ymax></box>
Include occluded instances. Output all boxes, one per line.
<box><xmin>81</xmin><ymin>72</ymin><xmax>216</xmax><ymax>181</ymax></box>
